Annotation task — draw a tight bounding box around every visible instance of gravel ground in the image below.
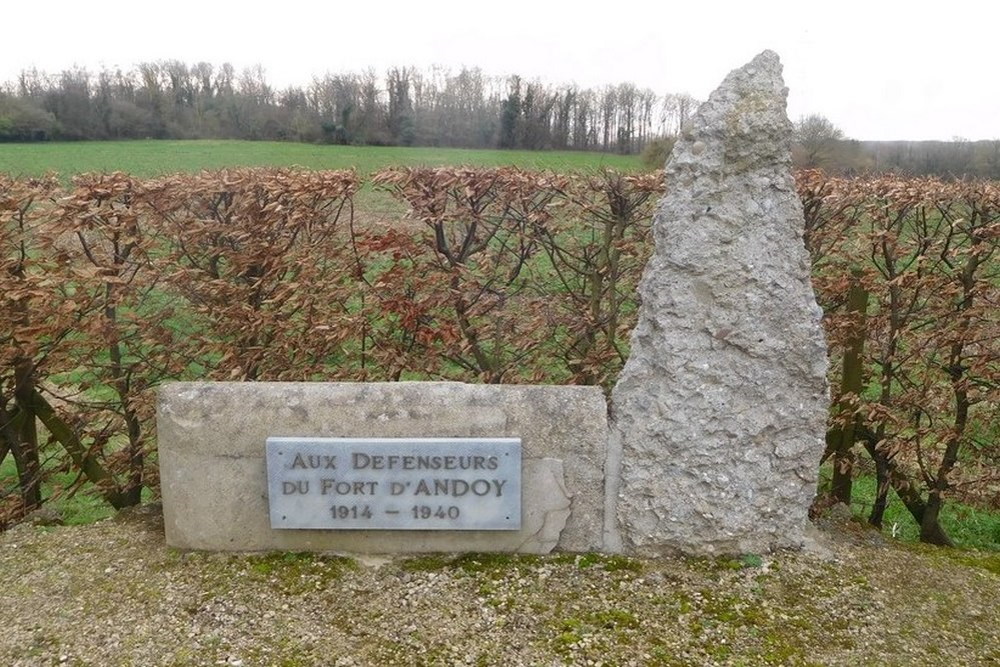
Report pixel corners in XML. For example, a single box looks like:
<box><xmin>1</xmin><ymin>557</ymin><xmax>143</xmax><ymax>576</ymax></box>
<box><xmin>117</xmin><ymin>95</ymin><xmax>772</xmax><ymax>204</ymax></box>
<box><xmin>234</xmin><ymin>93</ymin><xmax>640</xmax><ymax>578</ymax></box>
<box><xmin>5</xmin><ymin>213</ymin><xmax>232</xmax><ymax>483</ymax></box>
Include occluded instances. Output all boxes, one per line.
<box><xmin>0</xmin><ymin>506</ymin><xmax>997</xmax><ymax>667</ymax></box>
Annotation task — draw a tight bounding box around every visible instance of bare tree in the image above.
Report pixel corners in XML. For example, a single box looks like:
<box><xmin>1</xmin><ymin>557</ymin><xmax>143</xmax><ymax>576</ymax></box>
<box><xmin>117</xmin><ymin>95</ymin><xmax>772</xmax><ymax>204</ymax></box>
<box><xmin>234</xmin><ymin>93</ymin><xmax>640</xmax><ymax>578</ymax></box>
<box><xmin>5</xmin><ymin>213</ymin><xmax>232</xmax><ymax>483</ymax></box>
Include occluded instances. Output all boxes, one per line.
<box><xmin>793</xmin><ymin>114</ymin><xmax>845</xmax><ymax>168</ymax></box>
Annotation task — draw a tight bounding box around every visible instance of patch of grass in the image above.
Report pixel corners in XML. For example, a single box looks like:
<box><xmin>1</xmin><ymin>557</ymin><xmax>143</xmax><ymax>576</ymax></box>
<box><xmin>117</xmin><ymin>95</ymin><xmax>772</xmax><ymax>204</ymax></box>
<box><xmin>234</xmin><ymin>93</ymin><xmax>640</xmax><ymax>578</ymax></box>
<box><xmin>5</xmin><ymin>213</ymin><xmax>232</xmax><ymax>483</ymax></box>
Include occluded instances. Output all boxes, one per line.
<box><xmin>53</xmin><ymin>487</ymin><xmax>117</xmax><ymax>525</ymax></box>
<box><xmin>0</xmin><ymin>140</ymin><xmax>643</xmax><ymax>179</ymax></box>
<box><xmin>0</xmin><ymin>457</ymin><xmax>127</xmax><ymax>526</ymax></box>
<box><xmin>1</xmin><ymin>445</ymin><xmax>162</xmax><ymax>528</ymax></box>
<box><xmin>837</xmin><ymin>472</ymin><xmax>1000</xmax><ymax>551</ymax></box>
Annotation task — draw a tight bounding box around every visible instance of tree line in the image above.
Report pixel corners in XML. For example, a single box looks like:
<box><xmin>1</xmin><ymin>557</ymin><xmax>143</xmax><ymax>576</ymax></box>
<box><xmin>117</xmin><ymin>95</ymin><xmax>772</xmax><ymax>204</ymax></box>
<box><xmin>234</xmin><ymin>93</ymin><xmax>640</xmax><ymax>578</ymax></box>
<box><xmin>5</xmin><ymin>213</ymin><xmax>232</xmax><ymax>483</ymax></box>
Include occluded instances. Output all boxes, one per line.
<box><xmin>0</xmin><ymin>61</ymin><xmax>700</xmax><ymax>153</ymax></box>
<box><xmin>792</xmin><ymin>114</ymin><xmax>1000</xmax><ymax>179</ymax></box>
<box><xmin>4</xmin><ymin>61</ymin><xmax>996</xmax><ymax>178</ymax></box>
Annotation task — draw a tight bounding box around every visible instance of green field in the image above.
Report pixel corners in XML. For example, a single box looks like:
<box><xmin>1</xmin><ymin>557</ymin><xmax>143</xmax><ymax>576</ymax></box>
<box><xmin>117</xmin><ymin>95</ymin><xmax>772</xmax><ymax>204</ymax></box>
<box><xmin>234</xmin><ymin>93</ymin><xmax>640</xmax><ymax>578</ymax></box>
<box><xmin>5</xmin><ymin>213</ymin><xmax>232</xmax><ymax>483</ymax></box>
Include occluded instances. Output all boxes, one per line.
<box><xmin>0</xmin><ymin>140</ymin><xmax>644</xmax><ymax>177</ymax></box>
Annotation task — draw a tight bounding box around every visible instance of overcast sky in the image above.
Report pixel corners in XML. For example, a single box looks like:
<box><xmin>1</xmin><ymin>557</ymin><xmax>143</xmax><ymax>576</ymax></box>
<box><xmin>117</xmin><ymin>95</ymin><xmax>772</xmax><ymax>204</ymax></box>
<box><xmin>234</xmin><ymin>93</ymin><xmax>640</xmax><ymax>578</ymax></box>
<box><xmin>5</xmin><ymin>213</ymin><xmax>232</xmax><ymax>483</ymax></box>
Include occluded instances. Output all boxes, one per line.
<box><xmin>2</xmin><ymin>0</ymin><xmax>996</xmax><ymax>141</ymax></box>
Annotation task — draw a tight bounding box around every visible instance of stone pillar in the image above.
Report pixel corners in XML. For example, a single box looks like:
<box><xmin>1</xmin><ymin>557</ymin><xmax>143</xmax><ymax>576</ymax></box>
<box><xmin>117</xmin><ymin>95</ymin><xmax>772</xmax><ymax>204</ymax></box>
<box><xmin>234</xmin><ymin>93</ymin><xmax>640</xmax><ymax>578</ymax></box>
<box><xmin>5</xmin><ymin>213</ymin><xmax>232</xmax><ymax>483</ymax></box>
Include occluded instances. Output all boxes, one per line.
<box><xmin>609</xmin><ymin>50</ymin><xmax>829</xmax><ymax>556</ymax></box>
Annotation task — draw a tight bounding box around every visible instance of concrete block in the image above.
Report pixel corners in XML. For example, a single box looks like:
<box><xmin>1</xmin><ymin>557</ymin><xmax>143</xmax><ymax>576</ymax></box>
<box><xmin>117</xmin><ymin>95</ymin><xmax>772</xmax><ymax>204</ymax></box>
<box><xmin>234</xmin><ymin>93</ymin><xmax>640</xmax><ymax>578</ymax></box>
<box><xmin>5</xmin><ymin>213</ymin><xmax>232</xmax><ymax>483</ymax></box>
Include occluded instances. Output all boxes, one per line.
<box><xmin>157</xmin><ymin>381</ymin><xmax>608</xmax><ymax>553</ymax></box>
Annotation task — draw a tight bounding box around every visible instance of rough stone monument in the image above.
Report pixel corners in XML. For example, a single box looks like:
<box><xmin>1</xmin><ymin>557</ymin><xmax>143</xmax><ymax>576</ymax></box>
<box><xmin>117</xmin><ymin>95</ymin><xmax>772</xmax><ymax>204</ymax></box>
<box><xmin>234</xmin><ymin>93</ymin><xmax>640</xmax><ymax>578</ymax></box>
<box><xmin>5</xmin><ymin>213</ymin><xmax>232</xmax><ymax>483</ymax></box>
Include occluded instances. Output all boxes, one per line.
<box><xmin>608</xmin><ymin>50</ymin><xmax>830</xmax><ymax>556</ymax></box>
<box><xmin>157</xmin><ymin>50</ymin><xmax>830</xmax><ymax>558</ymax></box>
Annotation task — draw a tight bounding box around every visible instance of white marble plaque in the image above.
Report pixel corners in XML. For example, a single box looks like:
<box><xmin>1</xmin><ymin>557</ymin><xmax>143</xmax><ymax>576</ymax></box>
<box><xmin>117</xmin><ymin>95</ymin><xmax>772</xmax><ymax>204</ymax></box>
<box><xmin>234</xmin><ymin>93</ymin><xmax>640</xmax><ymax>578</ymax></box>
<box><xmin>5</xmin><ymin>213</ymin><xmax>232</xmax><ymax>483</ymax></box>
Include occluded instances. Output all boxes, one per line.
<box><xmin>266</xmin><ymin>437</ymin><xmax>521</xmax><ymax>530</ymax></box>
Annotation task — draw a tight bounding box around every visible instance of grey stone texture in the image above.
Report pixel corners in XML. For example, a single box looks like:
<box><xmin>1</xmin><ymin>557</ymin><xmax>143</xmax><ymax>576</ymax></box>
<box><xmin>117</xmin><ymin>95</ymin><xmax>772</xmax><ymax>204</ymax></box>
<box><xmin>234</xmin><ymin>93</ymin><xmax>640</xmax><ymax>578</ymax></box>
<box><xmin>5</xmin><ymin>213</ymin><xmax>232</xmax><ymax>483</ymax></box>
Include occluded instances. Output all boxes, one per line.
<box><xmin>609</xmin><ymin>50</ymin><xmax>830</xmax><ymax>556</ymax></box>
<box><xmin>158</xmin><ymin>381</ymin><xmax>606</xmax><ymax>554</ymax></box>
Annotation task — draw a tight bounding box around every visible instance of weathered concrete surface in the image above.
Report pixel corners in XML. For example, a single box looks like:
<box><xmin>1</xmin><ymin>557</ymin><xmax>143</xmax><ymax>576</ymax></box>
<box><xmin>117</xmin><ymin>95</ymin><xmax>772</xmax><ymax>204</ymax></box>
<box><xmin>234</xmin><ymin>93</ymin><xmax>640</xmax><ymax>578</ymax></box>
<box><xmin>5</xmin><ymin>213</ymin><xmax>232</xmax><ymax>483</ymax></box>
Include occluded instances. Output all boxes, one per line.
<box><xmin>610</xmin><ymin>50</ymin><xmax>830</xmax><ymax>556</ymax></box>
<box><xmin>158</xmin><ymin>382</ymin><xmax>606</xmax><ymax>553</ymax></box>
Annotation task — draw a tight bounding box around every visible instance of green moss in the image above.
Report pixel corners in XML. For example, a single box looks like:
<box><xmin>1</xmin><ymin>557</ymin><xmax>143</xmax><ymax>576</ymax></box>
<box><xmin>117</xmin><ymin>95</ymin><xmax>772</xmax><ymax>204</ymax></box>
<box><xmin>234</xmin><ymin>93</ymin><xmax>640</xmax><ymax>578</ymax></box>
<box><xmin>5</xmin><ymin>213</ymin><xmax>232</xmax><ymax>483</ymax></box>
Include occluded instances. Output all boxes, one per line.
<box><xmin>551</xmin><ymin>552</ymin><xmax>643</xmax><ymax>572</ymax></box>
<box><xmin>474</xmin><ymin>652</ymin><xmax>496</xmax><ymax>667</ymax></box>
<box><xmin>707</xmin><ymin>642</ymin><xmax>733</xmax><ymax>660</ymax></box>
<box><xmin>701</xmin><ymin>591</ymin><xmax>750</xmax><ymax>624</ymax></box>
<box><xmin>247</xmin><ymin>551</ymin><xmax>313</xmax><ymax>575</ymax></box>
<box><xmin>399</xmin><ymin>553</ymin><xmax>454</xmax><ymax>572</ymax></box>
<box><xmin>555</xmin><ymin>630</ymin><xmax>581</xmax><ymax>649</ymax></box>
<box><xmin>759</xmin><ymin>637</ymin><xmax>804</xmax><ymax>664</ymax></box>
<box><xmin>552</xmin><ymin>552</ymin><xmax>592</xmax><ymax>567</ymax></box>
<box><xmin>597</xmin><ymin>554</ymin><xmax>643</xmax><ymax>572</ymax></box>
<box><xmin>242</xmin><ymin>552</ymin><xmax>356</xmax><ymax>594</ymax></box>
<box><xmin>646</xmin><ymin>647</ymin><xmax>691</xmax><ymax>667</ymax></box>
<box><xmin>399</xmin><ymin>552</ymin><xmax>543</xmax><ymax>576</ymax></box>
<box><xmin>689</xmin><ymin>553</ymin><xmax>765</xmax><ymax>574</ymax></box>
<box><xmin>548</xmin><ymin>608</ymin><xmax>642</xmax><ymax>658</ymax></box>
<box><xmin>591</xmin><ymin>609</ymin><xmax>640</xmax><ymax>629</ymax></box>
<box><xmin>454</xmin><ymin>552</ymin><xmax>541</xmax><ymax>574</ymax></box>
<box><xmin>935</xmin><ymin>549</ymin><xmax>1000</xmax><ymax>576</ymax></box>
